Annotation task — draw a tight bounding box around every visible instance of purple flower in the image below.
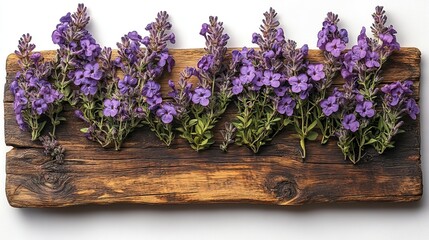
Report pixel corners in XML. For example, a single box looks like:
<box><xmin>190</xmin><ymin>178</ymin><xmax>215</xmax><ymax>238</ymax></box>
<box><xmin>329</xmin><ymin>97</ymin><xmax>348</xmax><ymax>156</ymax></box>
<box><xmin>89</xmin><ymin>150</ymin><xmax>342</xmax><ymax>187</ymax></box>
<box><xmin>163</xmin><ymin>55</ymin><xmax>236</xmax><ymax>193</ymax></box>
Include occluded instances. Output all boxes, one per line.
<box><xmin>83</xmin><ymin>63</ymin><xmax>102</xmax><ymax>80</ymax></box>
<box><xmin>325</xmin><ymin>38</ymin><xmax>346</xmax><ymax>57</ymax></box>
<box><xmin>74</xmin><ymin>109</ymin><xmax>86</xmax><ymax>121</ymax></box>
<box><xmin>339</xmin><ymin>29</ymin><xmax>349</xmax><ymax>43</ymax></box>
<box><xmin>192</xmin><ymin>87</ymin><xmax>211</xmax><ymax>106</ymax></box>
<box><xmin>15</xmin><ymin>113</ymin><xmax>27</xmax><ymax>131</ymax></box>
<box><xmin>197</xmin><ymin>54</ymin><xmax>215</xmax><ymax>72</ymax></box>
<box><xmin>276</xmin><ymin>28</ymin><xmax>285</xmax><ymax>42</ymax></box>
<box><xmin>239</xmin><ymin>65</ymin><xmax>256</xmax><ymax>84</ymax></box>
<box><xmin>142</xmin><ymin>80</ymin><xmax>161</xmax><ymax>98</ymax></box>
<box><xmin>381</xmin><ymin>81</ymin><xmax>412</xmax><ymax>107</ymax></box>
<box><xmin>103</xmin><ymin>99</ymin><xmax>120</xmax><ymax>117</ymax></box>
<box><xmin>307</xmin><ymin>64</ymin><xmax>325</xmax><ymax>81</ymax></box>
<box><xmin>365</xmin><ymin>51</ymin><xmax>380</xmax><ymax>68</ymax></box>
<box><xmin>118</xmin><ymin>75</ymin><xmax>137</xmax><ymax>94</ymax></box>
<box><xmin>232</xmin><ymin>78</ymin><xmax>244</xmax><ymax>95</ymax></box>
<box><xmin>32</xmin><ymin>99</ymin><xmax>48</xmax><ymax>115</ymax></box>
<box><xmin>80</xmin><ymin>80</ymin><xmax>98</xmax><ymax>96</ymax></box>
<box><xmin>52</xmin><ymin>30</ymin><xmax>63</xmax><ymax>44</ymax></box>
<box><xmin>342</xmin><ymin>114</ymin><xmax>360</xmax><ymax>132</ymax></box>
<box><xmin>320</xmin><ymin>96</ymin><xmax>339</xmax><ymax>116</ymax></box>
<box><xmin>40</xmin><ymin>86</ymin><xmax>62</xmax><ymax>104</ymax></box>
<box><xmin>355</xmin><ymin>101</ymin><xmax>375</xmax><ymax>118</ymax></box>
<box><xmin>158</xmin><ymin>52</ymin><xmax>175</xmax><ymax>72</ymax></box>
<box><xmin>141</xmin><ymin>36</ymin><xmax>150</xmax><ymax>47</ymax></box>
<box><xmin>14</xmin><ymin>94</ymin><xmax>28</xmax><ymax>114</ymax></box>
<box><xmin>277</xmin><ymin>95</ymin><xmax>296</xmax><ymax>116</ymax></box>
<box><xmin>288</xmin><ymin>74</ymin><xmax>309</xmax><ymax>93</ymax></box>
<box><xmin>30</xmin><ymin>53</ymin><xmax>42</xmax><ymax>63</ymax></box>
<box><xmin>156</xmin><ymin>103</ymin><xmax>177</xmax><ymax>124</ymax></box>
<box><xmin>168</xmin><ymin>33</ymin><xmax>176</xmax><ymax>44</ymax></box>
<box><xmin>299</xmin><ymin>84</ymin><xmax>313</xmax><ymax>100</ymax></box>
<box><xmin>60</xmin><ymin>12</ymin><xmax>72</xmax><ymax>23</ymax></box>
<box><xmin>274</xmin><ymin>86</ymin><xmax>287</xmax><ymax>97</ymax></box>
<box><xmin>317</xmin><ymin>30</ymin><xmax>328</xmax><ymax>50</ymax></box>
<box><xmin>128</xmin><ymin>31</ymin><xmax>142</xmax><ymax>41</ymax></box>
<box><xmin>262</xmin><ymin>70</ymin><xmax>281</xmax><ymax>88</ymax></box>
<box><xmin>352</xmin><ymin>40</ymin><xmax>368</xmax><ymax>60</ymax></box>
<box><xmin>80</xmin><ymin>39</ymin><xmax>99</xmax><ymax>58</ymax></box>
<box><xmin>74</xmin><ymin>70</ymin><xmax>86</xmax><ymax>85</ymax></box>
<box><xmin>358</xmin><ymin>27</ymin><xmax>368</xmax><ymax>42</ymax></box>
<box><xmin>146</xmin><ymin>93</ymin><xmax>163</xmax><ymax>109</ymax></box>
<box><xmin>10</xmin><ymin>80</ymin><xmax>20</xmax><ymax>95</ymax></box>
<box><xmin>301</xmin><ymin>44</ymin><xmax>309</xmax><ymax>56</ymax></box>
<box><xmin>200</xmin><ymin>23</ymin><xmax>209</xmax><ymax>36</ymax></box>
<box><xmin>252</xmin><ymin>33</ymin><xmax>261</xmax><ymax>44</ymax></box>
<box><xmin>134</xmin><ymin>107</ymin><xmax>146</xmax><ymax>119</ymax></box>
<box><xmin>406</xmin><ymin>99</ymin><xmax>419</xmax><ymax>120</ymax></box>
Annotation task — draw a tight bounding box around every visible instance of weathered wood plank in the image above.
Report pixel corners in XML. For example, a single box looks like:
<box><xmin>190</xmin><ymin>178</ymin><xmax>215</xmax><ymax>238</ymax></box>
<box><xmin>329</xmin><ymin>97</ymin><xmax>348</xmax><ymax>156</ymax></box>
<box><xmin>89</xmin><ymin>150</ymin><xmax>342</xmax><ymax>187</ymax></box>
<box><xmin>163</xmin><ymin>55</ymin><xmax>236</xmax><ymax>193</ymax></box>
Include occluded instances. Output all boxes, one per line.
<box><xmin>4</xmin><ymin>48</ymin><xmax>422</xmax><ymax>207</ymax></box>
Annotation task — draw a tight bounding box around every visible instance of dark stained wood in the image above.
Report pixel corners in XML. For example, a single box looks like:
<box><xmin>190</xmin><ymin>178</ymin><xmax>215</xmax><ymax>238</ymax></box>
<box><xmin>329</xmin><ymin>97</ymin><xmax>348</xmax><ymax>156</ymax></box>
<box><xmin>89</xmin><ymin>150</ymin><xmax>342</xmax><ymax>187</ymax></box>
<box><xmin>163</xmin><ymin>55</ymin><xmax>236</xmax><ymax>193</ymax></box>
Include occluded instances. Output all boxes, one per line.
<box><xmin>4</xmin><ymin>48</ymin><xmax>422</xmax><ymax>207</ymax></box>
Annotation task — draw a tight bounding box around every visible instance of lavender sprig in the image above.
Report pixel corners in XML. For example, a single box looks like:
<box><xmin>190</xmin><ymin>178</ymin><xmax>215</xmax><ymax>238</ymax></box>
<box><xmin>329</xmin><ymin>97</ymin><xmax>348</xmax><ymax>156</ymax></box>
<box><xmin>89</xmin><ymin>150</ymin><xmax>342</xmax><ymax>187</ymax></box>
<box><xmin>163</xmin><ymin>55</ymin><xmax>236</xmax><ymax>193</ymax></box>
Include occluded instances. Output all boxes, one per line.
<box><xmin>11</xmin><ymin>34</ymin><xmax>64</xmax><ymax>140</ymax></box>
<box><xmin>333</xmin><ymin>6</ymin><xmax>411</xmax><ymax>163</ymax></box>
<box><xmin>75</xmin><ymin>11</ymin><xmax>175</xmax><ymax>150</ymax></box>
<box><xmin>171</xmin><ymin>16</ymin><xmax>233</xmax><ymax>151</ymax></box>
<box><xmin>51</xmin><ymin>4</ymin><xmax>101</xmax><ymax>105</ymax></box>
<box><xmin>375</xmin><ymin>81</ymin><xmax>419</xmax><ymax>154</ymax></box>
<box><xmin>228</xmin><ymin>8</ymin><xmax>292</xmax><ymax>153</ymax></box>
<box><xmin>39</xmin><ymin>135</ymin><xmax>65</xmax><ymax>163</ymax></box>
<box><xmin>315</xmin><ymin>12</ymin><xmax>348</xmax><ymax>144</ymax></box>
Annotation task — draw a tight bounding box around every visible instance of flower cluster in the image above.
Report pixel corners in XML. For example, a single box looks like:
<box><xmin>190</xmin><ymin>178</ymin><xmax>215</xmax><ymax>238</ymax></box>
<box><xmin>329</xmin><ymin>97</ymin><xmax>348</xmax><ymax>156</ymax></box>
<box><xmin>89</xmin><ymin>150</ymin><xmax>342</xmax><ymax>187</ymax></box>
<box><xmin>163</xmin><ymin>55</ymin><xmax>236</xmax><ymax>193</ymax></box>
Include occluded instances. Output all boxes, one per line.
<box><xmin>314</xmin><ymin>13</ymin><xmax>349</xmax><ymax>144</ymax></box>
<box><xmin>223</xmin><ymin>8</ymin><xmax>296</xmax><ymax>153</ymax></box>
<box><xmin>323</xmin><ymin>6</ymin><xmax>418</xmax><ymax>163</ymax></box>
<box><xmin>10</xmin><ymin>34</ymin><xmax>64</xmax><ymax>140</ymax></box>
<box><xmin>170</xmin><ymin>16</ymin><xmax>234</xmax><ymax>151</ymax></box>
<box><xmin>74</xmin><ymin>11</ymin><xmax>175</xmax><ymax>149</ymax></box>
<box><xmin>51</xmin><ymin>4</ymin><xmax>101</xmax><ymax>104</ymax></box>
<box><xmin>374</xmin><ymin>80</ymin><xmax>419</xmax><ymax>154</ymax></box>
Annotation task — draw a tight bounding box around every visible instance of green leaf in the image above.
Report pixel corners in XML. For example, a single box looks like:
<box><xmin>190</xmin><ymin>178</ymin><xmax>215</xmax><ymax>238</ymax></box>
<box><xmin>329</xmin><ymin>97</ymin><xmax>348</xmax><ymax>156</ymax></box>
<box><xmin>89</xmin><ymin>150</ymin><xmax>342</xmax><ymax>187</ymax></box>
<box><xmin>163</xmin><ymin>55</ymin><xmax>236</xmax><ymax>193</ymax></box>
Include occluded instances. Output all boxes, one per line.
<box><xmin>308</xmin><ymin>120</ymin><xmax>318</xmax><ymax>132</ymax></box>
<box><xmin>195</xmin><ymin>124</ymin><xmax>203</xmax><ymax>135</ymax></box>
<box><xmin>80</xmin><ymin>127</ymin><xmax>89</xmax><ymax>133</ymax></box>
<box><xmin>189</xmin><ymin>119</ymin><xmax>198</xmax><ymax>126</ymax></box>
<box><xmin>196</xmin><ymin>119</ymin><xmax>205</xmax><ymax>134</ymax></box>
<box><xmin>306</xmin><ymin>131</ymin><xmax>318</xmax><ymax>141</ymax></box>
<box><xmin>366</xmin><ymin>138</ymin><xmax>378</xmax><ymax>145</ymax></box>
<box><xmin>236</xmin><ymin>115</ymin><xmax>246</xmax><ymax>124</ymax></box>
<box><xmin>63</xmin><ymin>86</ymin><xmax>71</xmax><ymax>98</ymax></box>
<box><xmin>283</xmin><ymin>118</ymin><xmax>292</xmax><ymax>126</ymax></box>
<box><xmin>233</xmin><ymin>122</ymin><xmax>243</xmax><ymax>129</ymax></box>
<box><xmin>245</xmin><ymin>118</ymin><xmax>253</xmax><ymax>128</ymax></box>
<box><xmin>272</xmin><ymin>117</ymin><xmax>282</xmax><ymax>123</ymax></box>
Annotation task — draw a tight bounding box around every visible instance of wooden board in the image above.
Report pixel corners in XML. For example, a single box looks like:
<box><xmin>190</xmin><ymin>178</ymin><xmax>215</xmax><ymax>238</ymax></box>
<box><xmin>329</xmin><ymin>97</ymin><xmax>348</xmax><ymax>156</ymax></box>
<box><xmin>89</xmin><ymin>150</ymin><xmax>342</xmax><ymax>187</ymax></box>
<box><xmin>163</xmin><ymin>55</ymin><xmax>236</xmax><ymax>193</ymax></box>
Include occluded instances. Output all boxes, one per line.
<box><xmin>4</xmin><ymin>48</ymin><xmax>422</xmax><ymax>208</ymax></box>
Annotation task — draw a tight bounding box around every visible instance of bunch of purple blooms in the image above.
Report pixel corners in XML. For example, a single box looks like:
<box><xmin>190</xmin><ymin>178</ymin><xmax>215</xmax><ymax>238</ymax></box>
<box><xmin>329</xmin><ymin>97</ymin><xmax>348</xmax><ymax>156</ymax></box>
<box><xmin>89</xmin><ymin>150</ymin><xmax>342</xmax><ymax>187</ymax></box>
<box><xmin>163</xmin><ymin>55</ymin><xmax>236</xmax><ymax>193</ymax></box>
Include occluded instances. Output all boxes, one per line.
<box><xmin>322</xmin><ymin>6</ymin><xmax>419</xmax><ymax>163</ymax></box>
<box><xmin>374</xmin><ymin>81</ymin><xmax>419</xmax><ymax>154</ymax></box>
<box><xmin>51</xmin><ymin>4</ymin><xmax>101</xmax><ymax>105</ymax></box>
<box><xmin>170</xmin><ymin>16</ymin><xmax>234</xmax><ymax>151</ymax></box>
<box><xmin>222</xmin><ymin>8</ymin><xmax>295</xmax><ymax>153</ymax></box>
<box><xmin>73</xmin><ymin>11</ymin><xmax>175</xmax><ymax>149</ymax></box>
<box><xmin>314</xmin><ymin>13</ymin><xmax>349</xmax><ymax>144</ymax></box>
<box><xmin>10</xmin><ymin>34</ymin><xmax>64</xmax><ymax>141</ymax></box>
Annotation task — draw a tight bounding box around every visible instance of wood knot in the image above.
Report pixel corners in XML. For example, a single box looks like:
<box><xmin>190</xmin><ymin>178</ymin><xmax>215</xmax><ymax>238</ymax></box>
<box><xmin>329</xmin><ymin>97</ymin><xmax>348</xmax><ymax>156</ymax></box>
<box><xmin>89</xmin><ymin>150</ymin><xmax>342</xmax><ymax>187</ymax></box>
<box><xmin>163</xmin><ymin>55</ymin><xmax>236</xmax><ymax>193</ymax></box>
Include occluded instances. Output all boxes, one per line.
<box><xmin>22</xmin><ymin>172</ymin><xmax>75</xmax><ymax>197</ymax></box>
<box><xmin>266</xmin><ymin>174</ymin><xmax>298</xmax><ymax>202</ymax></box>
<box><xmin>274</xmin><ymin>180</ymin><xmax>297</xmax><ymax>200</ymax></box>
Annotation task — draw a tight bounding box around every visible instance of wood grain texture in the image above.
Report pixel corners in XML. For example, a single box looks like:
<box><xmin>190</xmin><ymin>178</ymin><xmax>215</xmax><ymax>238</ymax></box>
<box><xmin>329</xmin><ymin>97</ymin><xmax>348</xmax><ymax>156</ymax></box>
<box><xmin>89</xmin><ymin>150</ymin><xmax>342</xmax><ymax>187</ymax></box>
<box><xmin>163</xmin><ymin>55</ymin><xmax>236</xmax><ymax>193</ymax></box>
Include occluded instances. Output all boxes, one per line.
<box><xmin>4</xmin><ymin>48</ymin><xmax>422</xmax><ymax>208</ymax></box>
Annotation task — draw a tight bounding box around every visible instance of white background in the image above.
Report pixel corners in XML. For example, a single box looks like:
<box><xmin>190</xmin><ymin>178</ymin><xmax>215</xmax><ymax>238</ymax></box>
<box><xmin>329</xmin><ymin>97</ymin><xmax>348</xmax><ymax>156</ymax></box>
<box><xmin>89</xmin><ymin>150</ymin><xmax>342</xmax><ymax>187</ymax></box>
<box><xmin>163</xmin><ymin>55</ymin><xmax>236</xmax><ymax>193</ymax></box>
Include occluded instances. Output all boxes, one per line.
<box><xmin>1</xmin><ymin>0</ymin><xmax>428</xmax><ymax>239</ymax></box>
